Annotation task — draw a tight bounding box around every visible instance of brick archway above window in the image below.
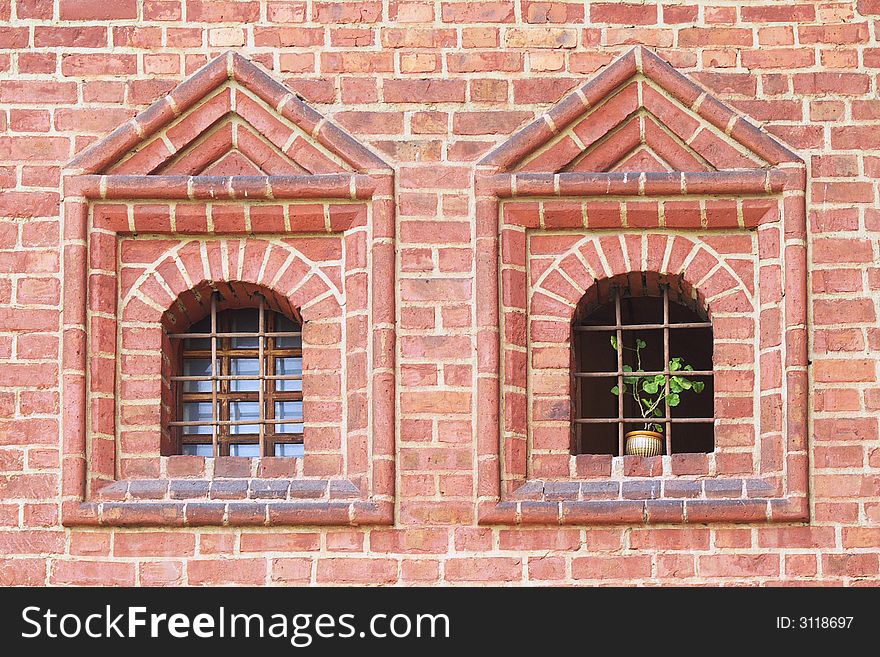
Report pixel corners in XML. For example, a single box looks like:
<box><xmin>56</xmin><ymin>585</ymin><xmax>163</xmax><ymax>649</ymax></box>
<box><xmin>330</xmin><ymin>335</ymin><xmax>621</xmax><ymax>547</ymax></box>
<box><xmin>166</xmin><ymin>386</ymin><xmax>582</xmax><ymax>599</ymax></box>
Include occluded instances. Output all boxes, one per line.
<box><xmin>61</xmin><ymin>52</ymin><xmax>395</xmax><ymax>528</ymax></box>
<box><xmin>475</xmin><ymin>47</ymin><xmax>808</xmax><ymax>526</ymax></box>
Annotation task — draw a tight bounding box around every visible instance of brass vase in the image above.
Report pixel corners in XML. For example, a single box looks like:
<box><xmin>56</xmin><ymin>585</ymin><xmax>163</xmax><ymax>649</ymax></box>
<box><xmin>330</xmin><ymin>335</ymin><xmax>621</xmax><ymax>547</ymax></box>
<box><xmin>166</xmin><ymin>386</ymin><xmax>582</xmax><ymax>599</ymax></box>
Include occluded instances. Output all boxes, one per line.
<box><xmin>624</xmin><ymin>430</ymin><xmax>664</xmax><ymax>457</ymax></box>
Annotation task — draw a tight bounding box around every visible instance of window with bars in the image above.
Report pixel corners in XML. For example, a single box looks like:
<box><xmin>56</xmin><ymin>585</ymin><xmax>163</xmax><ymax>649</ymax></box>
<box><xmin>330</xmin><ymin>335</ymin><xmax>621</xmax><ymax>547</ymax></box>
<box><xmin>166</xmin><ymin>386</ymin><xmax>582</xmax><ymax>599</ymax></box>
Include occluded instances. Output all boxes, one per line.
<box><xmin>572</xmin><ymin>283</ymin><xmax>714</xmax><ymax>457</ymax></box>
<box><xmin>168</xmin><ymin>293</ymin><xmax>304</xmax><ymax>458</ymax></box>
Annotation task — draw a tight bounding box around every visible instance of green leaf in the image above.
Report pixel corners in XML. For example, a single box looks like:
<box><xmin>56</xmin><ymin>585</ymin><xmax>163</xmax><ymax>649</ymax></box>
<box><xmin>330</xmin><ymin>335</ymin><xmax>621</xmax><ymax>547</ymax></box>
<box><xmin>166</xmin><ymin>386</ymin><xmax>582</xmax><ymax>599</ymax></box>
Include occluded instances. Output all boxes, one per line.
<box><xmin>653</xmin><ymin>407</ymin><xmax>663</xmax><ymax>417</ymax></box>
<box><xmin>622</xmin><ymin>364</ymin><xmax>632</xmax><ymax>373</ymax></box>
<box><xmin>677</xmin><ymin>377</ymin><xmax>692</xmax><ymax>390</ymax></box>
<box><xmin>610</xmin><ymin>336</ymin><xmax>618</xmax><ymax>350</ymax></box>
<box><xmin>636</xmin><ymin>338</ymin><xmax>646</xmax><ymax>349</ymax></box>
<box><xmin>669</xmin><ymin>358</ymin><xmax>682</xmax><ymax>372</ymax></box>
<box><xmin>669</xmin><ymin>379</ymin><xmax>683</xmax><ymax>393</ymax></box>
<box><xmin>652</xmin><ymin>424</ymin><xmax>664</xmax><ymax>433</ymax></box>
<box><xmin>692</xmin><ymin>381</ymin><xmax>706</xmax><ymax>394</ymax></box>
<box><xmin>684</xmin><ymin>364</ymin><xmax>694</xmax><ymax>372</ymax></box>
<box><xmin>654</xmin><ymin>374</ymin><xmax>666</xmax><ymax>385</ymax></box>
<box><xmin>667</xmin><ymin>392</ymin><xmax>681</xmax><ymax>407</ymax></box>
<box><xmin>611</xmin><ymin>385</ymin><xmax>620</xmax><ymax>396</ymax></box>
<box><xmin>642</xmin><ymin>381</ymin><xmax>659</xmax><ymax>394</ymax></box>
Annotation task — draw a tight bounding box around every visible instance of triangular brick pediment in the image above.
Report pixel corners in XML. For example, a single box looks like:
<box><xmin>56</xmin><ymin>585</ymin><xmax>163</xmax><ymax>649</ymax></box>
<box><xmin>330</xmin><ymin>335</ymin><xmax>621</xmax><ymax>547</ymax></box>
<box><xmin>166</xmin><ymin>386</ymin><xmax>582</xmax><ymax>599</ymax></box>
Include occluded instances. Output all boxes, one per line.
<box><xmin>68</xmin><ymin>52</ymin><xmax>386</xmax><ymax>176</ymax></box>
<box><xmin>480</xmin><ymin>47</ymin><xmax>801</xmax><ymax>174</ymax></box>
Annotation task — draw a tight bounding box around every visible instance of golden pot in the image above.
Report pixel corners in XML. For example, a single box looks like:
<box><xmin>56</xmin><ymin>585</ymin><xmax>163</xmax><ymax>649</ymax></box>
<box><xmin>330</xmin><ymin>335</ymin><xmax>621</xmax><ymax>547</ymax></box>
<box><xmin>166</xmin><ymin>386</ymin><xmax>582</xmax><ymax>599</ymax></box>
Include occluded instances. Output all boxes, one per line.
<box><xmin>624</xmin><ymin>430</ymin><xmax>664</xmax><ymax>457</ymax></box>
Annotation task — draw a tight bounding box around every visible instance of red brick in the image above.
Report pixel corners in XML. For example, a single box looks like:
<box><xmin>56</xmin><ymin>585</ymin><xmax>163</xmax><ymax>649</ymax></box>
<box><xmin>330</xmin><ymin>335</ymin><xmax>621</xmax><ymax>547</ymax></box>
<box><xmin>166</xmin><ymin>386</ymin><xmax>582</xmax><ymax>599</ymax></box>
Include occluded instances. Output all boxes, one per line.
<box><xmin>51</xmin><ymin>560</ymin><xmax>136</xmax><ymax>586</ymax></box>
<box><xmin>699</xmin><ymin>555</ymin><xmax>780</xmax><ymax>578</ymax></box>
<box><xmin>591</xmin><ymin>3</ymin><xmax>658</xmax><ymax>24</ymax></box>
<box><xmin>187</xmin><ymin>1</ymin><xmax>259</xmax><ymax>22</ymax></box>
<box><xmin>445</xmin><ymin>557</ymin><xmax>521</xmax><ymax>581</ymax></box>
<box><xmin>0</xmin><ymin>559</ymin><xmax>47</xmax><ymax>585</ymax></box>
<box><xmin>188</xmin><ymin>559</ymin><xmax>267</xmax><ymax>585</ymax></box>
<box><xmin>115</xmin><ymin>532</ymin><xmax>196</xmax><ymax>557</ymax></box>
<box><xmin>572</xmin><ymin>555</ymin><xmax>652</xmax><ymax>580</ymax></box>
<box><xmin>316</xmin><ymin>558</ymin><xmax>397</xmax><ymax>583</ymax></box>
<box><xmin>0</xmin><ymin>1</ymin><xmax>868</xmax><ymax>589</ymax></box>
<box><xmin>60</xmin><ymin>0</ymin><xmax>138</xmax><ymax>20</ymax></box>
<box><xmin>441</xmin><ymin>2</ymin><xmax>514</xmax><ymax>22</ymax></box>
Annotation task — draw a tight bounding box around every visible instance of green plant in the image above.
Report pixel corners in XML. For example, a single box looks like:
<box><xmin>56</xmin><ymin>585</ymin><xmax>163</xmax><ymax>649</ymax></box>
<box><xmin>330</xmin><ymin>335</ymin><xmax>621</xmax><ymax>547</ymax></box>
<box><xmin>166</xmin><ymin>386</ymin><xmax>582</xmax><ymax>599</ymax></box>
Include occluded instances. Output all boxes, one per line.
<box><xmin>609</xmin><ymin>336</ymin><xmax>705</xmax><ymax>433</ymax></box>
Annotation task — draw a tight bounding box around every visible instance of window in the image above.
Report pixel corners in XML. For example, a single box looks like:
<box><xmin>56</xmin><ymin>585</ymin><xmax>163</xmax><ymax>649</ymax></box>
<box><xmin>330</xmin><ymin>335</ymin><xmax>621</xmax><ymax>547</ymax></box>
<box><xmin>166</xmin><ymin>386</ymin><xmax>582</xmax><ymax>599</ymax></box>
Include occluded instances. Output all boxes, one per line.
<box><xmin>572</xmin><ymin>275</ymin><xmax>714</xmax><ymax>457</ymax></box>
<box><xmin>168</xmin><ymin>293</ymin><xmax>304</xmax><ymax>458</ymax></box>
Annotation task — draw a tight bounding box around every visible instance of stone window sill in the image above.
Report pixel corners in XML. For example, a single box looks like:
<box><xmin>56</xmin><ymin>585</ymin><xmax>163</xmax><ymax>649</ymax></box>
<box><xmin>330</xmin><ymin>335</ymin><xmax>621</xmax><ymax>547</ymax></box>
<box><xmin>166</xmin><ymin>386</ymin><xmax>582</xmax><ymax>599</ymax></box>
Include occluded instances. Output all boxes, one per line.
<box><xmin>61</xmin><ymin>477</ymin><xmax>392</xmax><ymax>527</ymax></box>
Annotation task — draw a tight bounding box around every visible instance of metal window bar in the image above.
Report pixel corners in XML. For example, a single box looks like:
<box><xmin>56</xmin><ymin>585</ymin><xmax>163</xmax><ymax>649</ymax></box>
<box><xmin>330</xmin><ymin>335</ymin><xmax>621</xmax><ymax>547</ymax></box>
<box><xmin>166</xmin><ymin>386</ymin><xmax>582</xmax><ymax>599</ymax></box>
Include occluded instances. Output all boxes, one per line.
<box><xmin>574</xmin><ymin>321</ymin><xmax>713</xmax><ymax>332</ymax></box>
<box><xmin>616</xmin><ymin>293</ymin><xmax>624</xmax><ymax>457</ymax></box>
<box><xmin>574</xmin><ymin>370</ymin><xmax>713</xmax><ymax>378</ymax></box>
<box><xmin>171</xmin><ymin>419</ymin><xmax>304</xmax><ymax>427</ymax></box>
<box><xmin>167</xmin><ymin>331</ymin><xmax>303</xmax><ymax>338</ymax></box>
<box><xmin>574</xmin><ymin>417</ymin><xmax>713</xmax><ymax>424</ymax></box>
<box><xmin>573</xmin><ymin>285</ymin><xmax>714</xmax><ymax>457</ymax></box>
<box><xmin>210</xmin><ymin>293</ymin><xmax>218</xmax><ymax>459</ymax></box>
<box><xmin>663</xmin><ymin>287</ymin><xmax>672</xmax><ymax>455</ymax></box>
<box><xmin>258</xmin><ymin>296</ymin><xmax>266</xmax><ymax>455</ymax></box>
<box><xmin>173</xmin><ymin>292</ymin><xmax>304</xmax><ymax>457</ymax></box>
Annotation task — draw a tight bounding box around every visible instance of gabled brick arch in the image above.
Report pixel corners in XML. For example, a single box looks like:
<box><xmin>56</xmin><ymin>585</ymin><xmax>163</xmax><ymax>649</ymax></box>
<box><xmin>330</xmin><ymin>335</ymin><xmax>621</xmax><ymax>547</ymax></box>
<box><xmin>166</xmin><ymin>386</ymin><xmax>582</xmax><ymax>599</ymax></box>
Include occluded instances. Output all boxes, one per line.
<box><xmin>66</xmin><ymin>51</ymin><xmax>385</xmax><ymax>178</ymax></box>
<box><xmin>61</xmin><ymin>52</ymin><xmax>395</xmax><ymax>528</ymax></box>
<box><xmin>475</xmin><ymin>47</ymin><xmax>808</xmax><ymax>526</ymax></box>
<box><xmin>480</xmin><ymin>46</ymin><xmax>797</xmax><ymax>176</ymax></box>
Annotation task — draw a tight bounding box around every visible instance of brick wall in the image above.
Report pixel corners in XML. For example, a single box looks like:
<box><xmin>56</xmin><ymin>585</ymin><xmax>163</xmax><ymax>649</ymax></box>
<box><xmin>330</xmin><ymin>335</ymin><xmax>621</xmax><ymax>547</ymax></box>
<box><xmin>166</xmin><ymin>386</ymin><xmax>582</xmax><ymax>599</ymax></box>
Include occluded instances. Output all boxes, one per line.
<box><xmin>1</xmin><ymin>0</ymin><xmax>879</xmax><ymax>585</ymax></box>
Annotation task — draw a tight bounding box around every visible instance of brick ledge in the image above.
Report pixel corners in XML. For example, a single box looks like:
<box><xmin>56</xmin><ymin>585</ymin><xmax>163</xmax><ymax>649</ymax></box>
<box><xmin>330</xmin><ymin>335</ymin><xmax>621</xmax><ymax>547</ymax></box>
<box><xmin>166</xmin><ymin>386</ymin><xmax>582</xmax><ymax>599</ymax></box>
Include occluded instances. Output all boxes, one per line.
<box><xmin>61</xmin><ymin>499</ymin><xmax>393</xmax><ymax>527</ymax></box>
<box><xmin>478</xmin><ymin>496</ymin><xmax>808</xmax><ymax>525</ymax></box>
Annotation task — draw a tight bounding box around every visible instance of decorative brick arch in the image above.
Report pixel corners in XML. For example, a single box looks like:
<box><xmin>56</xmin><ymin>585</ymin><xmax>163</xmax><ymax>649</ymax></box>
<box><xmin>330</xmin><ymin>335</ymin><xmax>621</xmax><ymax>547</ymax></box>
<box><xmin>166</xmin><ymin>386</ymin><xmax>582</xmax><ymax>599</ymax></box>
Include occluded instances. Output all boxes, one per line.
<box><xmin>122</xmin><ymin>238</ymin><xmax>344</xmax><ymax>326</ymax></box>
<box><xmin>529</xmin><ymin>233</ymin><xmax>754</xmax><ymax>320</ymax></box>
<box><xmin>61</xmin><ymin>52</ymin><xmax>395</xmax><ymax>527</ymax></box>
<box><xmin>114</xmin><ymin>238</ymin><xmax>357</xmax><ymax>477</ymax></box>
<box><xmin>503</xmin><ymin>231</ymin><xmax>760</xmax><ymax>482</ymax></box>
<box><xmin>475</xmin><ymin>47</ymin><xmax>808</xmax><ymax>526</ymax></box>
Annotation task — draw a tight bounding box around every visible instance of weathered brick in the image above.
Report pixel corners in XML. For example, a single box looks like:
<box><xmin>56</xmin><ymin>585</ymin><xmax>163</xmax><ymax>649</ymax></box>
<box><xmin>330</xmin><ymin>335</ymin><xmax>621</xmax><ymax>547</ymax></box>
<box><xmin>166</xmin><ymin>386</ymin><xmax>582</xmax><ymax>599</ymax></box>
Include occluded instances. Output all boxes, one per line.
<box><xmin>0</xmin><ymin>0</ymin><xmax>872</xmax><ymax>590</ymax></box>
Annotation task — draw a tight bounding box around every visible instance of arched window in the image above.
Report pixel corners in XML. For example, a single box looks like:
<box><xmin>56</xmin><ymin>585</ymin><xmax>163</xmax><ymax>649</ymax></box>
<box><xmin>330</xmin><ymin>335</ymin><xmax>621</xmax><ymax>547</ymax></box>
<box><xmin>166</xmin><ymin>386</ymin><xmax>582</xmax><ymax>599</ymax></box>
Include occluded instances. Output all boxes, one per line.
<box><xmin>166</xmin><ymin>291</ymin><xmax>304</xmax><ymax>458</ymax></box>
<box><xmin>572</xmin><ymin>274</ymin><xmax>714</xmax><ymax>457</ymax></box>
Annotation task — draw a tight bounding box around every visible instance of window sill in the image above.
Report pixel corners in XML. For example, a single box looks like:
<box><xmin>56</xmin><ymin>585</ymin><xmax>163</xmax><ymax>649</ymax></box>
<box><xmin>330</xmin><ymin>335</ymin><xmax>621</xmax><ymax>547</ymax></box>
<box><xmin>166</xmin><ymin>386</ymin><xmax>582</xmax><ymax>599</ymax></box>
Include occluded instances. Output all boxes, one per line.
<box><xmin>477</xmin><ymin>477</ymin><xmax>808</xmax><ymax>526</ymax></box>
<box><xmin>61</xmin><ymin>477</ymin><xmax>392</xmax><ymax>527</ymax></box>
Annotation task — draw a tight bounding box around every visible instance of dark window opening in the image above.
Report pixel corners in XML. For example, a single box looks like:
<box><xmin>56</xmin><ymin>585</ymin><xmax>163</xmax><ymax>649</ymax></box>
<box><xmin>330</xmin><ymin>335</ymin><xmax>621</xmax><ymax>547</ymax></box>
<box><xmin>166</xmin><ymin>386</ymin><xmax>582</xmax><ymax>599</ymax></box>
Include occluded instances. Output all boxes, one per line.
<box><xmin>571</xmin><ymin>275</ymin><xmax>714</xmax><ymax>457</ymax></box>
<box><xmin>167</xmin><ymin>293</ymin><xmax>304</xmax><ymax>458</ymax></box>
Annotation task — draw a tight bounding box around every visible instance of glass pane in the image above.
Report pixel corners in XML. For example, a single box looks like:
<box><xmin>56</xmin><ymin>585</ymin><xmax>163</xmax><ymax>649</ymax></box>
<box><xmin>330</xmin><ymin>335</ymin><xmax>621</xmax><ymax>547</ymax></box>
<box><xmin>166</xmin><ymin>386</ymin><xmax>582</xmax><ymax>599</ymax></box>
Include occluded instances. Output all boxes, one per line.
<box><xmin>230</xmin><ymin>401</ymin><xmax>260</xmax><ymax>434</ymax></box>
<box><xmin>275</xmin><ymin>357</ymin><xmax>303</xmax><ymax>392</ymax></box>
<box><xmin>275</xmin><ymin>442</ymin><xmax>304</xmax><ymax>458</ymax></box>
<box><xmin>230</xmin><ymin>358</ymin><xmax>260</xmax><ymax>392</ymax></box>
<box><xmin>182</xmin><ymin>401</ymin><xmax>214</xmax><ymax>434</ymax></box>
<box><xmin>230</xmin><ymin>308</ymin><xmax>259</xmax><ymax>349</ymax></box>
<box><xmin>275</xmin><ymin>400</ymin><xmax>303</xmax><ymax>434</ymax></box>
<box><xmin>183</xmin><ymin>315</ymin><xmax>211</xmax><ymax>350</ymax></box>
<box><xmin>182</xmin><ymin>443</ymin><xmax>213</xmax><ymax>457</ymax></box>
<box><xmin>183</xmin><ymin>358</ymin><xmax>213</xmax><ymax>392</ymax></box>
<box><xmin>230</xmin><ymin>443</ymin><xmax>260</xmax><ymax>457</ymax></box>
<box><xmin>275</xmin><ymin>313</ymin><xmax>302</xmax><ymax>349</ymax></box>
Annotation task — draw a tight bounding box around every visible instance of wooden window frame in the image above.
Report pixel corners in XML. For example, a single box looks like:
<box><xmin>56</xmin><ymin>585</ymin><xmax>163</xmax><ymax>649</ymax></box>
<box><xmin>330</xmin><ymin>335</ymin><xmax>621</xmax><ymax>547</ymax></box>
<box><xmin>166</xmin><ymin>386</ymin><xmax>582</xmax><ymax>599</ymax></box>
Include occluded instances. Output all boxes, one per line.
<box><xmin>168</xmin><ymin>293</ymin><xmax>305</xmax><ymax>458</ymax></box>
